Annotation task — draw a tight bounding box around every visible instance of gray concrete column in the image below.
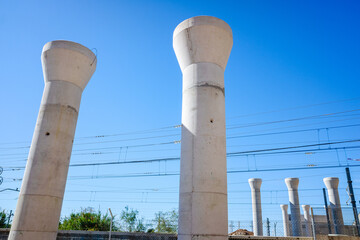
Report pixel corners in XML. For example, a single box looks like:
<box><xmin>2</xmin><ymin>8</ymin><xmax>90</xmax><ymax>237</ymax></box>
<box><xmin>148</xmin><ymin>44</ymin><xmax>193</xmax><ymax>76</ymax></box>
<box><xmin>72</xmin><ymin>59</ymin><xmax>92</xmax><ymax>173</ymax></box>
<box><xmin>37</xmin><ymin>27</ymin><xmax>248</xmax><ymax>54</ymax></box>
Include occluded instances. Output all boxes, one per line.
<box><xmin>249</xmin><ymin>178</ymin><xmax>263</xmax><ymax>236</ymax></box>
<box><xmin>9</xmin><ymin>40</ymin><xmax>96</xmax><ymax>240</ymax></box>
<box><xmin>302</xmin><ymin>205</ymin><xmax>311</xmax><ymax>237</ymax></box>
<box><xmin>285</xmin><ymin>178</ymin><xmax>302</xmax><ymax>236</ymax></box>
<box><xmin>324</xmin><ymin>177</ymin><xmax>344</xmax><ymax>234</ymax></box>
<box><xmin>280</xmin><ymin>204</ymin><xmax>290</xmax><ymax>237</ymax></box>
<box><xmin>173</xmin><ymin>16</ymin><xmax>233</xmax><ymax>240</ymax></box>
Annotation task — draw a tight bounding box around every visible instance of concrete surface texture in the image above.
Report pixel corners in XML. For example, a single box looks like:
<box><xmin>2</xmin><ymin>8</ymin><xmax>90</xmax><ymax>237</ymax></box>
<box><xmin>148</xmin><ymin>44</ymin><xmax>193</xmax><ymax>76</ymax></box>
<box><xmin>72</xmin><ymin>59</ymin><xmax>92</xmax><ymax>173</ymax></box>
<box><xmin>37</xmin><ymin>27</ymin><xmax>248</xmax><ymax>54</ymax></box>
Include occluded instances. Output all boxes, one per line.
<box><xmin>324</xmin><ymin>177</ymin><xmax>344</xmax><ymax>234</ymax></box>
<box><xmin>8</xmin><ymin>40</ymin><xmax>96</xmax><ymax>240</ymax></box>
<box><xmin>249</xmin><ymin>178</ymin><xmax>263</xmax><ymax>236</ymax></box>
<box><xmin>173</xmin><ymin>15</ymin><xmax>233</xmax><ymax>240</ymax></box>
<box><xmin>301</xmin><ymin>205</ymin><xmax>311</xmax><ymax>237</ymax></box>
<box><xmin>285</xmin><ymin>178</ymin><xmax>302</xmax><ymax>236</ymax></box>
<box><xmin>280</xmin><ymin>204</ymin><xmax>290</xmax><ymax>237</ymax></box>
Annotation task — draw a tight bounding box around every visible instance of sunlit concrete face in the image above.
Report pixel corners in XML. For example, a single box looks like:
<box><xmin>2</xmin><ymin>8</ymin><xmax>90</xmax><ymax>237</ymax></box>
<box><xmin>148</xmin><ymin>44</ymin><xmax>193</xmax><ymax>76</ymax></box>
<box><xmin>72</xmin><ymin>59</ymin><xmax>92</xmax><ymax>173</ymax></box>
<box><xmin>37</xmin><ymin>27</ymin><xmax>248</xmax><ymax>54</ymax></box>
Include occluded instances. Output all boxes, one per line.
<box><xmin>280</xmin><ymin>204</ymin><xmax>290</xmax><ymax>237</ymax></box>
<box><xmin>8</xmin><ymin>40</ymin><xmax>96</xmax><ymax>240</ymax></box>
<box><xmin>302</xmin><ymin>205</ymin><xmax>311</xmax><ymax>237</ymax></box>
<box><xmin>324</xmin><ymin>177</ymin><xmax>344</xmax><ymax>234</ymax></box>
<box><xmin>249</xmin><ymin>178</ymin><xmax>263</xmax><ymax>236</ymax></box>
<box><xmin>173</xmin><ymin>16</ymin><xmax>233</xmax><ymax>240</ymax></box>
<box><xmin>285</xmin><ymin>178</ymin><xmax>302</xmax><ymax>236</ymax></box>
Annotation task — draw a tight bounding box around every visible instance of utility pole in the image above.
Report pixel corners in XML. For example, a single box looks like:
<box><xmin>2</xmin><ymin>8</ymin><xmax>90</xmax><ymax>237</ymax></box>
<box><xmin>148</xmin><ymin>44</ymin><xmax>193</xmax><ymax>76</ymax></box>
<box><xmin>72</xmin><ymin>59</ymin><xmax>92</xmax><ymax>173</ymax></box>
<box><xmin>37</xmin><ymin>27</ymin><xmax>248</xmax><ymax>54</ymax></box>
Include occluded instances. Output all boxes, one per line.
<box><xmin>109</xmin><ymin>208</ymin><xmax>113</xmax><ymax>240</ymax></box>
<box><xmin>7</xmin><ymin>210</ymin><xmax>13</xmax><ymax>228</ymax></box>
<box><xmin>274</xmin><ymin>222</ymin><xmax>277</xmax><ymax>236</ymax></box>
<box><xmin>266</xmin><ymin>218</ymin><xmax>270</xmax><ymax>236</ymax></box>
<box><xmin>311</xmin><ymin>207</ymin><xmax>317</xmax><ymax>240</ymax></box>
<box><xmin>229</xmin><ymin>221</ymin><xmax>234</xmax><ymax>232</ymax></box>
<box><xmin>346</xmin><ymin>167</ymin><xmax>360</xmax><ymax>236</ymax></box>
<box><xmin>0</xmin><ymin>166</ymin><xmax>3</xmax><ymax>187</ymax></box>
<box><xmin>323</xmin><ymin>188</ymin><xmax>332</xmax><ymax>234</ymax></box>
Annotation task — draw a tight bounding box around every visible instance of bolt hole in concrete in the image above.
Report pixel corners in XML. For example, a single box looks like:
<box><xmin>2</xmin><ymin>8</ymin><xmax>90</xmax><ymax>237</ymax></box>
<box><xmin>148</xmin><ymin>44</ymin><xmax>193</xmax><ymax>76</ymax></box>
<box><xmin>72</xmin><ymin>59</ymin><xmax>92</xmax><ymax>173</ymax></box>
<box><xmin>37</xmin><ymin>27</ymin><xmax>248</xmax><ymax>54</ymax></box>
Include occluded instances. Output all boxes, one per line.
<box><xmin>210</xmin><ymin>119</ymin><xmax>214</xmax><ymax>123</ymax></box>
<box><xmin>45</xmin><ymin>132</ymin><xmax>50</xmax><ymax>136</ymax></box>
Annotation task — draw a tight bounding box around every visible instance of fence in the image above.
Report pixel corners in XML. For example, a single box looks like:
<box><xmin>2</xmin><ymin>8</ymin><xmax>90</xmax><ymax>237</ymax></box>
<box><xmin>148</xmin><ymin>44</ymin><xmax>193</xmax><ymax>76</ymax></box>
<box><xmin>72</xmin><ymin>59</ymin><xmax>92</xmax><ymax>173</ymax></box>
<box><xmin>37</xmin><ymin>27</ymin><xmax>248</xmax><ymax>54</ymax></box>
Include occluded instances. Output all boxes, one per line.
<box><xmin>143</xmin><ymin>219</ymin><xmax>178</xmax><ymax>234</ymax></box>
<box><xmin>312</xmin><ymin>206</ymin><xmax>360</xmax><ymax>236</ymax></box>
<box><xmin>1</xmin><ymin>207</ymin><xmax>359</xmax><ymax>239</ymax></box>
<box><xmin>0</xmin><ymin>229</ymin><xmax>177</xmax><ymax>240</ymax></box>
<box><xmin>229</xmin><ymin>207</ymin><xmax>360</xmax><ymax>237</ymax></box>
<box><xmin>228</xmin><ymin>220</ymin><xmax>287</xmax><ymax>237</ymax></box>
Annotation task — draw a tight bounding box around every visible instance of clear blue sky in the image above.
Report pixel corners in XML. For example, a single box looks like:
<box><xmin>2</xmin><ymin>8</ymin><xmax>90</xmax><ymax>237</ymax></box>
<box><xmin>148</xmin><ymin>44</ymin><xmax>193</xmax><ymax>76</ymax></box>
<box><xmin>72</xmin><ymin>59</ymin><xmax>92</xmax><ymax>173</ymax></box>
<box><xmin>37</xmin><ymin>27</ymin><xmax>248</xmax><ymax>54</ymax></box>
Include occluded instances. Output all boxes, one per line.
<box><xmin>0</xmin><ymin>0</ymin><xmax>360</xmax><ymax>232</ymax></box>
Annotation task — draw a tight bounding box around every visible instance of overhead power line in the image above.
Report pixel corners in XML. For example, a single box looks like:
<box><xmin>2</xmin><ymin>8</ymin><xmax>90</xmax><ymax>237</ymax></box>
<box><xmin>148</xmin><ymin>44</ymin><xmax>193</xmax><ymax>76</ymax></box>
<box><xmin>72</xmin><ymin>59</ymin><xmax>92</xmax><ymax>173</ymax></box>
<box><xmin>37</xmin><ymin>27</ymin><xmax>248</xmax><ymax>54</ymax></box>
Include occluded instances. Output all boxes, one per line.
<box><xmin>75</xmin><ymin>125</ymin><xmax>181</xmax><ymax>140</ymax></box>
<box><xmin>2</xmin><ymin>123</ymin><xmax>356</xmax><ymax>155</ymax></box>
<box><xmin>63</xmin><ymin>187</ymin><xmax>359</xmax><ymax>194</ymax></box>
<box><xmin>73</xmin><ymin>134</ymin><xmax>180</xmax><ymax>146</ymax></box>
<box><xmin>227</xmin><ymin>109</ymin><xmax>360</xmax><ymax>129</ymax></box>
<box><xmin>227</xmin><ymin>123</ymin><xmax>360</xmax><ymax>139</ymax></box>
<box><xmin>1</xmin><ymin>106</ymin><xmax>360</xmax><ymax>147</ymax></box>
<box><xmin>59</xmin><ymin>199</ymin><xmax>341</xmax><ymax>207</ymax></box>
<box><xmin>228</xmin><ymin>145</ymin><xmax>360</xmax><ymax>157</ymax></box>
<box><xmin>3</xmin><ymin>139</ymin><xmax>360</xmax><ymax>170</ymax></box>
<box><xmin>70</xmin><ymin>157</ymin><xmax>179</xmax><ymax>167</ymax></box>
<box><xmin>228</xmin><ymin>97</ymin><xmax>360</xmax><ymax>119</ymax></box>
<box><xmin>64</xmin><ymin>164</ymin><xmax>360</xmax><ymax>180</ymax></box>
<box><xmin>228</xmin><ymin>139</ymin><xmax>360</xmax><ymax>156</ymax></box>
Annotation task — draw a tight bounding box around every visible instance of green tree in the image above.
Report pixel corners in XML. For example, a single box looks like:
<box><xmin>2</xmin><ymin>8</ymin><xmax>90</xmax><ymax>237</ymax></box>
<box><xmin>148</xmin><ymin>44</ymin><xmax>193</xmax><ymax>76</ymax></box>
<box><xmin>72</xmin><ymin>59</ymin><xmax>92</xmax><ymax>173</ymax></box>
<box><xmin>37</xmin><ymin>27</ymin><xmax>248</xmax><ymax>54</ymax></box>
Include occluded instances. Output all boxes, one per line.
<box><xmin>59</xmin><ymin>208</ymin><xmax>116</xmax><ymax>231</ymax></box>
<box><xmin>0</xmin><ymin>210</ymin><xmax>7</xmax><ymax>228</ymax></box>
<box><xmin>154</xmin><ymin>209</ymin><xmax>178</xmax><ymax>233</ymax></box>
<box><xmin>120</xmin><ymin>206</ymin><xmax>146</xmax><ymax>232</ymax></box>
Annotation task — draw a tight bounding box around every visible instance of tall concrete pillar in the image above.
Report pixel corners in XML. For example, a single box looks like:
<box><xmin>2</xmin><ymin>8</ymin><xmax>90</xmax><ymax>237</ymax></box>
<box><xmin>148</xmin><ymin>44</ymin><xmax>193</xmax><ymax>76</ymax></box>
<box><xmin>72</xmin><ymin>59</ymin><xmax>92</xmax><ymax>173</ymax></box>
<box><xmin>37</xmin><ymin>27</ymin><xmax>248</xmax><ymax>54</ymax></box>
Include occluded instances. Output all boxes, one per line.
<box><xmin>280</xmin><ymin>204</ymin><xmax>290</xmax><ymax>237</ymax></box>
<box><xmin>9</xmin><ymin>40</ymin><xmax>96</xmax><ymax>240</ymax></box>
<box><xmin>302</xmin><ymin>205</ymin><xmax>312</xmax><ymax>236</ymax></box>
<box><xmin>249</xmin><ymin>178</ymin><xmax>263</xmax><ymax>236</ymax></box>
<box><xmin>285</xmin><ymin>178</ymin><xmax>302</xmax><ymax>236</ymax></box>
<box><xmin>324</xmin><ymin>177</ymin><xmax>344</xmax><ymax>234</ymax></box>
<box><xmin>173</xmin><ymin>16</ymin><xmax>233</xmax><ymax>240</ymax></box>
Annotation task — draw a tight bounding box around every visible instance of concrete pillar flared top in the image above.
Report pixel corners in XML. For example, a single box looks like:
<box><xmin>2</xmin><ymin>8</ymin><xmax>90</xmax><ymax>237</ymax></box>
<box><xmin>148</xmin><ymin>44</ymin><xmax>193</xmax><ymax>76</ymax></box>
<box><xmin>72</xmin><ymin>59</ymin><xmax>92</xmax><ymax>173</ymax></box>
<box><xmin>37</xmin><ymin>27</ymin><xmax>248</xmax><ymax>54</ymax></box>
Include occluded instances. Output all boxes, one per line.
<box><xmin>323</xmin><ymin>177</ymin><xmax>339</xmax><ymax>190</ymax></box>
<box><xmin>42</xmin><ymin>40</ymin><xmax>96</xmax><ymax>91</ymax></box>
<box><xmin>281</xmin><ymin>204</ymin><xmax>289</xmax><ymax>212</ymax></box>
<box><xmin>249</xmin><ymin>178</ymin><xmax>262</xmax><ymax>190</ymax></box>
<box><xmin>285</xmin><ymin>178</ymin><xmax>299</xmax><ymax>190</ymax></box>
<box><xmin>302</xmin><ymin>204</ymin><xmax>310</xmax><ymax>213</ymax></box>
<box><xmin>173</xmin><ymin>16</ymin><xmax>233</xmax><ymax>72</ymax></box>
<box><xmin>323</xmin><ymin>177</ymin><xmax>341</xmax><ymax>206</ymax></box>
<box><xmin>302</xmin><ymin>205</ymin><xmax>310</xmax><ymax>215</ymax></box>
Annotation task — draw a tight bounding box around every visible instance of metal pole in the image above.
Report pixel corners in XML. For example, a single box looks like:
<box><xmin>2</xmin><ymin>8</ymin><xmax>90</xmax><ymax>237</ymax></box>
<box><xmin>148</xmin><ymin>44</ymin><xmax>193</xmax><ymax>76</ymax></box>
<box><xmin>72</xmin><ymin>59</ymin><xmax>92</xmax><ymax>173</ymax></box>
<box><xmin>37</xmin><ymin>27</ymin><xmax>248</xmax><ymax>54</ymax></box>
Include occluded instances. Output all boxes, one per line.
<box><xmin>109</xmin><ymin>208</ymin><xmax>113</xmax><ymax>240</ymax></box>
<box><xmin>323</xmin><ymin>188</ymin><xmax>332</xmax><ymax>234</ymax></box>
<box><xmin>230</xmin><ymin>221</ymin><xmax>234</xmax><ymax>232</ymax></box>
<box><xmin>274</xmin><ymin>222</ymin><xmax>277</xmax><ymax>236</ymax></box>
<box><xmin>311</xmin><ymin>207</ymin><xmax>316</xmax><ymax>240</ymax></box>
<box><xmin>346</xmin><ymin>167</ymin><xmax>360</xmax><ymax>236</ymax></box>
<box><xmin>7</xmin><ymin>210</ymin><xmax>13</xmax><ymax>228</ymax></box>
<box><xmin>266</xmin><ymin>218</ymin><xmax>270</xmax><ymax>236</ymax></box>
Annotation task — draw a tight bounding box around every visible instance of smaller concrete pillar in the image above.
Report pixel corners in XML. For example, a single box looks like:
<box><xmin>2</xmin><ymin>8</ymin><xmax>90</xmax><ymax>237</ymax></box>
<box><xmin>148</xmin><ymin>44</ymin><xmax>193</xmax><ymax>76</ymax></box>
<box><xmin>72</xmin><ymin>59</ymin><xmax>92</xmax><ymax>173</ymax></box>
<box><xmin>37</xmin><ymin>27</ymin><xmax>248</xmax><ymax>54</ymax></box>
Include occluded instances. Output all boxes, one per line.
<box><xmin>249</xmin><ymin>178</ymin><xmax>263</xmax><ymax>236</ymax></box>
<box><xmin>324</xmin><ymin>177</ymin><xmax>344</xmax><ymax>234</ymax></box>
<box><xmin>302</xmin><ymin>205</ymin><xmax>312</xmax><ymax>236</ymax></box>
<box><xmin>280</xmin><ymin>204</ymin><xmax>290</xmax><ymax>237</ymax></box>
<box><xmin>285</xmin><ymin>178</ymin><xmax>302</xmax><ymax>236</ymax></box>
